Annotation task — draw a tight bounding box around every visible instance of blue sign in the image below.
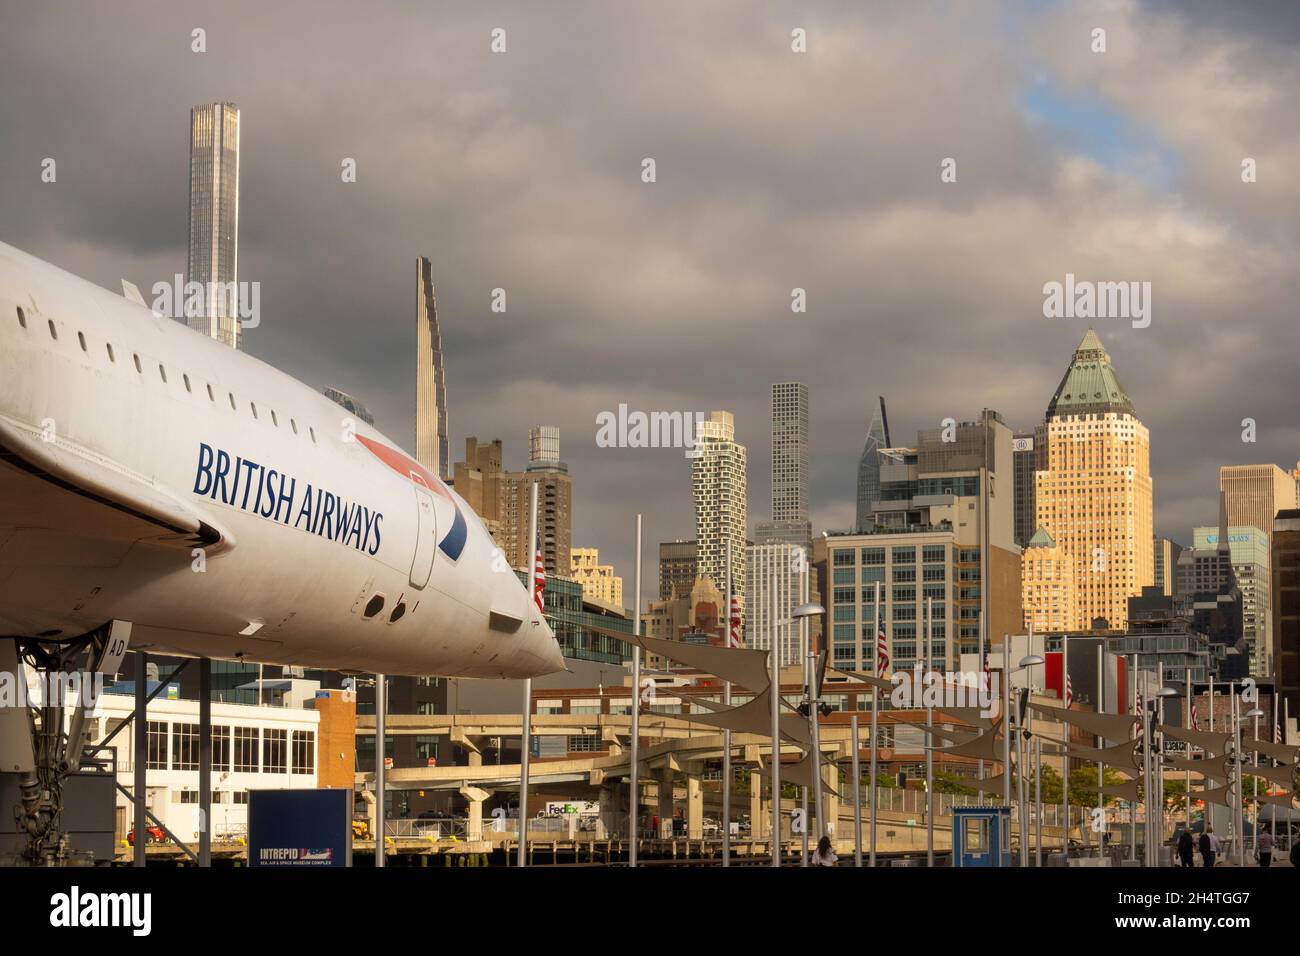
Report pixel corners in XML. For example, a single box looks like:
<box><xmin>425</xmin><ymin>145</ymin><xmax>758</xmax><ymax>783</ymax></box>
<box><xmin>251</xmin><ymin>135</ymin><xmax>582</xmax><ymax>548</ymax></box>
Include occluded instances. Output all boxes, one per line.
<box><xmin>248</xmin><ymin>788</ymin><xmax>352</xmax><ymax>867</ymax></box>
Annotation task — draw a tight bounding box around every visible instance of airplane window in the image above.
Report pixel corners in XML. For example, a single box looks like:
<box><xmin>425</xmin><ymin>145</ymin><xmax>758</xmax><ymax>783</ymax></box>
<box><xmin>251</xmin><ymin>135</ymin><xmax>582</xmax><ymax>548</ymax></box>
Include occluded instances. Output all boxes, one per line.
<box><xmin>77</xmin><ymin>331</ymin><xmax>87</xmax><ymax>351</ymax></box>
<box><xmin>183</xmin><ymin>374</ymin><xmax>192</xmax><ymax>393</ymax></box>
<box><xmin>388</xmin><ymin>601</ymin><xmax>407</xmax><ymax>624</ymax></box>
<box><xmin>106</xmin><ymin>343</ymin><xmax>115</xmax><ymax>362</ymax></box>
<box><xmin>362</xmin><ymin>595</ymin><xmax>386</xmax><ymax>619</ymax></box>
<box><xmin>47</xmin><ymin>319</ymin><xmax>57</xmax><ymax>340</ymax></box>
<box><xmin>206</xmin><ymin>384</ymin><xmax>214</xmax><ymax>401</ymax></box>
<box><xmin>271</xmin><ymin>410</ymin><xmax>278</xmax><ymax>427</ymax></box>
<box><xmin>228</xmin><ymin>392</ymin><xmax>236</xmax><ymax>410</ymax></box>
<box><xmin>133</xmin><ymin>354</ymin><xmax>142</xmax><ymax>373</ymax></box>
<box><xmin>309</xmin><ymin>427</ymin><xmax>316</xmax><ymax>444</ymax></box>
<box><xmin>15</xmin><ymin>306</ymin><xmax>25</xmax><ymax>328</ymax></box>
<box><xmin>159</xmin><ymin>364</ymin><xmax>167</xmax><ymax>384</ymax></box>
<box><xmin>290</xmin><ymin>419</ymin><xmax>298</xmax><ymax>435</ymax></box>
<box><xmin>250</xmin><ymin>402</ymin><xmax>258</xmax><ymax>420</ymax></box>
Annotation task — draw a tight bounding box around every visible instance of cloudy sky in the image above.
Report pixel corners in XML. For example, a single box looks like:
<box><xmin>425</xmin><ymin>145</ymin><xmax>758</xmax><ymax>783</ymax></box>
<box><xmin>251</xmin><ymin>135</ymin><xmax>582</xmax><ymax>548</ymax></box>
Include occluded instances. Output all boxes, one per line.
<box><xmin>3</xmin><ymin>0</ymin><xmax>1298</xmax><ymax>595</ymax></box>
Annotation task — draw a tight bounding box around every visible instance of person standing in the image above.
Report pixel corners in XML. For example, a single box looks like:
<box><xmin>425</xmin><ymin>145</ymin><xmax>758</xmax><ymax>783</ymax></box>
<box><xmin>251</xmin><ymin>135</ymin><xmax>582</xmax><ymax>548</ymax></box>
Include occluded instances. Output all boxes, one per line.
<box><xmin>1177</xmin><ymin>828</ymin><xmax>1195</xmax><ymax>868</ymax></box>
<box><xmin>1199</xmin><ymin>825</ymin><xmax>1218</xmax><ymax>868</ymax></box>
<box><xmin>1258</xmin><ymin>827</ymin><xmax>1274</xmax><ymax>868</ymax></box>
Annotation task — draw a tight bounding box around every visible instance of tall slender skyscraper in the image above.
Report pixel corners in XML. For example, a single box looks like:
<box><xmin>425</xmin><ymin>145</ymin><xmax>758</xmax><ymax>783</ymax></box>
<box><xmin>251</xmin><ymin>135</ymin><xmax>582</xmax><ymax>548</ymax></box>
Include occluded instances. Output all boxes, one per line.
<box><xmin>692</xmin><ymin>411</ymin><xmax>747</xmax><ymax>610</ymax></box>
<box><xmin>755</xmin><ymin>382</ymin><xmax>810</xmax><ymax>549</ymax></box>
<box><xmin>186</xmin><ymin>102</ymin><xmax>241</xmax><ymax>349</ymax></box>
<box><xmin>855</xmin><ymin>397</ymin><xmax>890</xmax><ymax>533</ymax></box>
<box><xmin>1025</xmin><ymin>329</ymin><xmax>1153</xmax><ymax>630</ymax></box>
<box><xmin>415</xmin><ymin>257</ymin><xmax>449</xmax><ymax>478</ymax></box>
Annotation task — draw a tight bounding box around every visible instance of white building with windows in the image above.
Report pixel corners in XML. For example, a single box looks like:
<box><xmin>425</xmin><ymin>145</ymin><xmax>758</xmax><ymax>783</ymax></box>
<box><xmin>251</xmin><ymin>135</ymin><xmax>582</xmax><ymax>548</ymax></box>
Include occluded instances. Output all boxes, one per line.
<box><xmin>88</xmin><ymin>681</ymin><xmax>321</xmax><ymax>844</ymax></box>
<box><xmin>746</xmin><ymin>542</ymin><xmax>808</xmax><ymax>667</ymax></box>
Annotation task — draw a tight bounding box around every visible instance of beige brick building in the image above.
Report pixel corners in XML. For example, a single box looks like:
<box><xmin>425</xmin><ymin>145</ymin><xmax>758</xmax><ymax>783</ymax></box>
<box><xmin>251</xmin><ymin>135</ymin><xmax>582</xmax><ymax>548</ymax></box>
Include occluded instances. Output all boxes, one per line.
<box><xmin>570</xmin><ymin>547</ymin><xmax>624</xmax><ymax>609</ymax></box>
<box><xmin>1023</xmin><ymin>329</ymin><xmax>1153</xmax><ymax>631</ymax></box>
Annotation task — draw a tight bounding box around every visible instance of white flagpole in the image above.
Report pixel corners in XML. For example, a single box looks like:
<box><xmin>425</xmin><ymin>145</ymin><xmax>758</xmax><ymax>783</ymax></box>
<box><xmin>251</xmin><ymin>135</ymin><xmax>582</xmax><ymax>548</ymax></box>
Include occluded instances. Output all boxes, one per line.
<box><xmin>628</xmin><ymin>513</ymin><xmax>641</xmax><ymax>866</ymax></box>
<box><xmin>851</xmin><ymin>713</ymin><xmax>862</xmax><ymax>866</ymax></box>
<box><xmin>1061</xmin><ymin>634</ymin><xmax>1069</xmax><ymax>857</ymax></box>
<box><xmin>1097</xmin><ymin>643</ymin><xmax>1105</xmax><ymax>851</ymax></box>
<box><xmin>722</xmin><ymin>539</ymin><xmax>732</xmax><ymax>867</ymax></box>
<box><xmin>1185</xmin><ymin>669</ymin><xmax>1192</xmax><ymax>829</ymax></box>
<box><xmin>925</xmin><ymin>596</ymin><xmax>933</xmax><ymax>868</ymax></box>
<box><xmin>770</xmin><ymin>565</ymin><xmax>781</xmax><ymax>867</ymax></box>
<box><xmin>517</xmin><ymin>481</ymin><xmax>539</xmax><ymax>867</ymax></box>
<box><xmin>869</xmin><ymin>580</ymin><xmax>880</xmax><ymax>867</ymax></box>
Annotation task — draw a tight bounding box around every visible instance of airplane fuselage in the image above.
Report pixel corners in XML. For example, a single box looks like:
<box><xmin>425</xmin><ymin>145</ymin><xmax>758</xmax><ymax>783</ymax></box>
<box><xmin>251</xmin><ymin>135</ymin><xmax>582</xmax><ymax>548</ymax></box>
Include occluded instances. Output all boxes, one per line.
<box><xmin>0</xmin><ymin>242</ymin><xmax>562</xmax><ymax>679</ymax></box>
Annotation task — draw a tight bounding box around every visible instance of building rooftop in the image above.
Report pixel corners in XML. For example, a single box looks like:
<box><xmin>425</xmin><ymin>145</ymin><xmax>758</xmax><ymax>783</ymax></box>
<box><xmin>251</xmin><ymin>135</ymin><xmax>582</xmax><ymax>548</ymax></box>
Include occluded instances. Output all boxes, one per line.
<box><xmin>1045</xmin><ymin>328</ymin><xmax>1136</xmax><ymax>419</ymax></box>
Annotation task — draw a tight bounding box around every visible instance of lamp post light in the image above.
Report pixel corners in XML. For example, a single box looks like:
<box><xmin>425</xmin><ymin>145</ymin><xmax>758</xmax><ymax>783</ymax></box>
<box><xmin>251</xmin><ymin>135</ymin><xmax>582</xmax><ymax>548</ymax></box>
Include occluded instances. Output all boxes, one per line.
<box><xmin>1243</xmin><ymin>706</ymin><xmax>1265</xmax><ymax>865</ymax></box>
<box><xmin>1147</xmin><ymin>686</ymin><xmax>1178</xmax><ymax>866</ymax></box>
<box><xmin>791</xmin><ymin>600</ymin><xmax>827</xmax><ymax>842</ymax></box>
<box><xmin>1013</xmin><ymin>654</ymin><xmax>1044</xmax><ymax>866</ymax></box>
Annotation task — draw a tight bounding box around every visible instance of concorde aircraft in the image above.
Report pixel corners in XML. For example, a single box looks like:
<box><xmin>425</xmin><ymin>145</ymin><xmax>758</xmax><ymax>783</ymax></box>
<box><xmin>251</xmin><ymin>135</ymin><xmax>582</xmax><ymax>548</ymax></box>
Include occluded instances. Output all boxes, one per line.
<box><xmin>0</xmin><ymin>239</ymin><xmax>565</xmax><ymax>679</ymax></box>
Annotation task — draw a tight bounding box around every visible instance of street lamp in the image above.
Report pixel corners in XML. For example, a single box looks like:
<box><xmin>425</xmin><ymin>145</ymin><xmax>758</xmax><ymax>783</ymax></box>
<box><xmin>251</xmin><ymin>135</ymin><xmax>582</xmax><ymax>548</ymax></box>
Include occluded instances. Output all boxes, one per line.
<box><xmin>791</xmin><ymin>601</ymin><xmax>827</xmax><ymax>848</ymax></box>
<box><xmin>1146</xmin><ymin>686</ymin><xmax>1178</xmax><ymax>866</ymax></box>
<box><xmin>1010</xmin><ymin>654</ymin><xmax>1043</xmax><ymax>866</ymax></box>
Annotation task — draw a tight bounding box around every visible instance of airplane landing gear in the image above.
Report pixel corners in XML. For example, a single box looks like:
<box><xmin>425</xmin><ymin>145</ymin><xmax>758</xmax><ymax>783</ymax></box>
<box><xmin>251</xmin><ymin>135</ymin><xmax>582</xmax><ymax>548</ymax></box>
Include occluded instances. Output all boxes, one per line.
<box><xmin>10</xmin><ymin>620</ymin><xmax>131</xmax><ymax>866</ymax></box>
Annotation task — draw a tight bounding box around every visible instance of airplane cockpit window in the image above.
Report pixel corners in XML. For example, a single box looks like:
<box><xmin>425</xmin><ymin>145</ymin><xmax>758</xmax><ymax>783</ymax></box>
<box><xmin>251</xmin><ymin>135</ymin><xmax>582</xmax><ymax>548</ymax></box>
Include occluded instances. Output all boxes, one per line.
<box><xmin>15</xmin><ymin>306</ymin><xmax>26</xmax><ymax>328</ymax></box>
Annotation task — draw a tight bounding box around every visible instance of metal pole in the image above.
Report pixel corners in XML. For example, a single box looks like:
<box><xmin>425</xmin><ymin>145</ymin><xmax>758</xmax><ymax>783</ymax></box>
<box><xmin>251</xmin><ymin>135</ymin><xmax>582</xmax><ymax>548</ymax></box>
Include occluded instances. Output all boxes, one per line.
<box><xmin>722</xmin><ymin>538</ymin><xmax>732</xmax><ymax>868</ymax></box>
<box><xmin>375</xmin><ymin>672</ymin><xmax>386</xmax><ymax>868</ymax></box>
<box><xmin>517</xmin><ymin>481</ymin><xmax>539</xmax><ymax>868</ymax></box>
<box><xmin>806</xmin><ymin>554</ymin><xmax>824</xmax><ymax>842</ymax></box>
<box><xmin>1251</xmin><ymin>710</ymin><xmax>1259</xmax><ymax>860</ymax></box>
<box><xmin>1185</xmin><ymin>669</ymin><xmax>1193</xmax><ymax>831</ymax></box>
<box><xmin>199</xmin><ymin>657</ymin><xmax>211</xmax><ymax>868</ymax></box>
<box><xmin>925</xmin><ymin>597</ymin><xmax>933</xmax><ymax>867</ymax></box>
<box><xmin>800</xmin><ymin>567</ymin><xmax>809</xmax><ymax>866</ymax></box>
<box><xmin>851</xmin><ymin>713</ymin><xmax>862</xmax><ymax>866</ymax></box>
<box><xmin>1016</xmin><ymin>695</ymin><xmax>1026</xmax><ymax>866</ymax></box>
<box><xmin>1035</xmin><ymin>735</ymin><xmax>1043</xmax><ymax>866</ymax></box>
<box><xmin>868</xmin><ymin>581</ymin><xmax>880</xmax><ymax>867</ymax></box>
<box><xmin>1233</xmin><ymin>688</ymin><xmax>1243</xmax><ymax>866</ymax></box>
<box><xmin>770</xmin><ymin>564</ymin><xmax>781</xmax><ymax>867</ymax></box>
<box><xmin>1061</xmin><ymin>635</ymin><xmax>1069</xmax><ymax>858</ymax></box>
<box><xmin>1129</xmin><ymin>654</ymin><xmax>1137</xmax><ymax>863</ymax></box>
<box><xmin>1002</xmin><ymin>633</ymin><xmax>1011</xmax><ymax>809</ymax></box>
<box><xmin>628</xmin><ymin>512</ymin><xmax>641</xmax><ymax>865</ymax></box>
<box><xmin>1096</xmin><ymin>644</ymin><xmax>1104</xmax><ymax>854</ymax></box>
<box><xmin>1142</xmin><ymin>699</ymin><xmax>1152</xmax><ymax>866</ymax></box>
<box><xmin>133</xmin><ymin>651</ymin><xmax>146</xmax><ymax>868</ymax></box>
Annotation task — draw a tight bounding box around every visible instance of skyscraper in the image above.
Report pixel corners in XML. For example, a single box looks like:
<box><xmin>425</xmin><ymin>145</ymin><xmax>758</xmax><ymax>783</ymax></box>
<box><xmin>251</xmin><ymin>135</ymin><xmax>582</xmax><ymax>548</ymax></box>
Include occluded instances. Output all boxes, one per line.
<box><xmin>1012</xmin><ymin>432</ymin><xmax>1037</xmax><ymax>548</ymax></box>
<box><xmin>1026</xmin><ymin>329</ymin><xmax>1153</xmax><ymax>631</ymax></box>
<box><xmin>1271</xmin><ymin>510</ymin><xmax>1300</xmax><ymax>717</ymax></box>
<box><xmin>746</xmin><ymin>542</ymin><xmax>806</xmax><ymax>666</ymax></box>
<box><xmin>502</xmin><ymin>426</ymin><xmax>571</xmax><ymax>577</ymax></box>
<box><xmin>1220</xmin><ymin>463</ymin><xmax>1293</xmax><ymax>563</ymax></box>
<box><xmin>186</xmin><ymin>102</ymin><xmax>241</xmax><ymax>349</ymax></box>
<box><xmin>415</xmin><ymin>257</ymin><xmax>449</xmax><ymax>478</ymax></box>
<box><xmin>755</xmin><ymin>382</ymin><xmax>811</xmax><ymax>549</ymax></box>
<box><xmin>1153</xmin><ymin>536</ymin><xmax>1184</xmax><ymax>597</ymax></box>
<box><xmin>855</xmin><ymin>397</ymin><xmax>891</xmax><ymax>533</ymax></box>
<box><xmin>658</xmin><ymin>540</ymin><xmax>698</xmax><ymax>600</ymax></box>
<box><xmin>692</xmin><ymin>411</ymin><xmax>747</xmax><ymax>611</ymax></box>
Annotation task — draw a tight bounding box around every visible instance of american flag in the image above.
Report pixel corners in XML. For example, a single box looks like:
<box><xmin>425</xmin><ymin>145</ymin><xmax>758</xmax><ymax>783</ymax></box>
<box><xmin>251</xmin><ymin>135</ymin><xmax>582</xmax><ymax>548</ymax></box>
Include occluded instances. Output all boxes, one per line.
<box><xmin>875</xmin><ymin>606</ymin><xmax>889</xmax><ymax>676</ymax></box>
<box><xmin>981</xmin><ymin>639</ymin><xmax>990</xmax><ymax>692</ymax></box>
<box><xmin>1277</xmin><ymin>718</ymin><xmax>1284</xmax><ymax>746</ymax></box>
<box><xmin>532</xmin><ymin>540</ymin><xmax>545</xmax><ymax>613</ymax></box>
<box><xmin>728</xmin><ymin>594</ymin><xmax>742</xmax><ymax>649</ymax></box>
<box><xmin>1064</xmin><ymin>667</ymin><xmax>1073</xmax><ymax>708</ymax></box>
<box><xmin>1135</xmin><ymin>689</ymin><xmax>1143</xmax><ymax>717</ymax></box>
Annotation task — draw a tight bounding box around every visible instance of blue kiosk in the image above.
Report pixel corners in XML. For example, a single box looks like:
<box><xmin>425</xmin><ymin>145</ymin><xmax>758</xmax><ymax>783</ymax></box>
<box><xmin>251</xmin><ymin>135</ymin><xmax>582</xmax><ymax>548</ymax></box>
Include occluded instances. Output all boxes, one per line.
<box><xmin>953</xmin><ymin>806</ymin><xmax>1012</xmax><ymax>867</ymax></box>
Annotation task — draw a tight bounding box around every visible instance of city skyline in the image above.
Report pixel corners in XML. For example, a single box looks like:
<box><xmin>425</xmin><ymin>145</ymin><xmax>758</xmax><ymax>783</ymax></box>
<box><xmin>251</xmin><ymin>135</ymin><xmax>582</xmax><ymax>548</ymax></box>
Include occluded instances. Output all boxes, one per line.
<box><xmin>3</xmin><ymin>2</ymin><xmax>1298</xmax><ymax>594</ymax></box>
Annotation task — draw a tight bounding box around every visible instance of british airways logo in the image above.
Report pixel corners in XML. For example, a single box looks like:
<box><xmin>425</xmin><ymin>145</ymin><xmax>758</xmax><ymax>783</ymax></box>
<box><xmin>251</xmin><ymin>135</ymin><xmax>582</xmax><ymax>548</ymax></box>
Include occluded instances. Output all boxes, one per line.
<box><xmin>355</xmin><ymin>435</ymin><xmax>467</xmax><ymax>562</ymax></box>
<box><xmin>191</xmin><ymin>443</ymin><xmax>383</xmax><ymax>554</ymax></box>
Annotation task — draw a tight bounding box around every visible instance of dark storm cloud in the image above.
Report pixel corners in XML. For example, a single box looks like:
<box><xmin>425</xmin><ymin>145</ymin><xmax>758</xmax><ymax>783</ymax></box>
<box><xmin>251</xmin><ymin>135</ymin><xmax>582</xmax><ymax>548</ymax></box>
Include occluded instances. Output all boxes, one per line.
<box><xmin>1</xmin><ymin>1</ymin><xmax>1296</xmax><ymax>592</ymax></box>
